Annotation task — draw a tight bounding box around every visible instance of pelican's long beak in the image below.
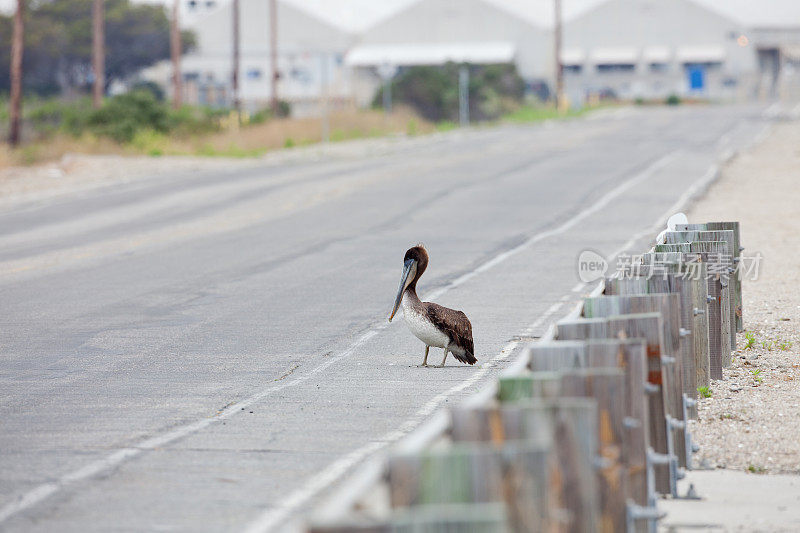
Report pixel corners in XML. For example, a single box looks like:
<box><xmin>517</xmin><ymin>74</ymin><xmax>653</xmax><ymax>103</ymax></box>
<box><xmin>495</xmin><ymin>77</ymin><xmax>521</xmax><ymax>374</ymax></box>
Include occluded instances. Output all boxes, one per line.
<box><xmin>389</xmin><ymin>258</ymin><xmax>416</xmax><ymax>322</ymax></box>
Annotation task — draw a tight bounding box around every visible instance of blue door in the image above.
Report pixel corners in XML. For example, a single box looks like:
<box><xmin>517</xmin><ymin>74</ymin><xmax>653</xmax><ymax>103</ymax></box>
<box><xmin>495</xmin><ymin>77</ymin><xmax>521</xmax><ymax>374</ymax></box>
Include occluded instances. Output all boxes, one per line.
<box><xmin>688</xmin><ymin>66</ymin><xmax>705</xmax><ymax>91</ymax></box>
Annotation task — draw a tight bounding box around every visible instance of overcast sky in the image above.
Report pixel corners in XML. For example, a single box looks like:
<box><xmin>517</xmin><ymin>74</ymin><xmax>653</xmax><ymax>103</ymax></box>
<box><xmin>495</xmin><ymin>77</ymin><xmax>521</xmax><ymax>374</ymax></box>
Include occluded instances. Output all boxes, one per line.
<box><xmin>1</xmin><ymin>0</ymin><xmax>798</xmax><ymax>31</ymax></box>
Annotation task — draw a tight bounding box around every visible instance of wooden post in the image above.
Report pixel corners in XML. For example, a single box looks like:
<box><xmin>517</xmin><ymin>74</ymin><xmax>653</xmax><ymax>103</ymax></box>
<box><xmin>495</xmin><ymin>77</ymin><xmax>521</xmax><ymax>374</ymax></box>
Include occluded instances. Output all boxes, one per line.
<box><xmin>92</xmin><ymin>0</ymin><xmax>105</xmax><ymax>109</ymax></box>
<box><xmin>529</xmin><ymin>340</ymin><xmax>650</xmax><ymax>512</ymax></box>
<box><xmin>8</xmin><ymin>0</ymin><xmax>25</xmax><ymax>147</ymax></box>
<box><xmin>605</xmin><ymin>272</ymin><xmax>710</xmax><ymax>395</ymax></box>
<box><xmin>637</xmin><ymin>254</ymin><xmax>716</xmax><ymax>383</ymax></box>
<box><xmin>652</xmin><ymin>242</ymin><xmax>733</xmax><ymax>372</ymax></box>
<box><xmin>388</xmin><ymin>443</ymin><xmax>550</xmax><ymax>531</ymax></box>
<box><xmin>451</xmin><ymin>399</ymin><xmax>600</xmax><ymax>532</ymax></box>
<box><xmin>560</xmin><ymin>368</ymin><xmax>628</xmax><ymax>533</ymax></box>
<box><xmin>676</xmin><ymin>222</ymin><xmax>743</xmax><ymax>333</ymax></box>
<box><xmin>581</xmin><ymin>296</ymin><xmax>688</xmax><ymax>469</ymax></box>
<box><xmin>662</xmin><ymin>229</ymin><xmax>737</xmax><ymax>349</ymax></box>
<box><xmin>390</xmin><ymin>503</ymin><xmax>508</xmax><ymax>530</ymax></box>
<box><xmin>581</xmin><ymin>293</ymin><xmax>687</xmax><ymax>399</ymax></box>
<box><xmin>268</xmin><ymin>0</ymin><xmax>279</xmax><ymax>114</ymax></box>
<box><xmin>557</xmin><ymin>314</ymin><xmax>673</xmax><ymax>495</ymax></box>
<box><xmin>170</xmin><ymin>0</ymin><xmax>182</xmax><ymax>109</ymax></box>
<box><xmin>496</xmin><ymin>365</ymin><xmax>632</xmax><ymax>532</ymax></box>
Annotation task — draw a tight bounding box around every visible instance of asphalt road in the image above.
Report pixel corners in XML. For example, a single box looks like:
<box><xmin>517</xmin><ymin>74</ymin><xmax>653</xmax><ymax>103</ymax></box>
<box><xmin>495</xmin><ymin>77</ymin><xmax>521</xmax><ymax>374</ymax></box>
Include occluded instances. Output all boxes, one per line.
<box><xmin>0</xmin><ymin>105</ymin><xmax>769</xmax><ymax>532</ymax></box>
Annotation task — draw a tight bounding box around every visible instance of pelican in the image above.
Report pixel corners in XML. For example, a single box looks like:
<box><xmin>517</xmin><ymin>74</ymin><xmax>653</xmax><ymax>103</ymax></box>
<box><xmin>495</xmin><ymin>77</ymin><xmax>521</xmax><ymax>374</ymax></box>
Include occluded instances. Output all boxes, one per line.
<box><xmin>388</xmin><ymin>245</ymin><xmax>476</xmax><ymax>367</ymax></box>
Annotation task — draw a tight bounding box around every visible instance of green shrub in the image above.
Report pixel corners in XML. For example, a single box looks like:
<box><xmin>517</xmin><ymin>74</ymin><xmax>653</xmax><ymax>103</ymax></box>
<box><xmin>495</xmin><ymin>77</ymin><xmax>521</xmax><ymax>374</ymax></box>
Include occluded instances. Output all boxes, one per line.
<box><xmin>23</xmin><ymin>90</ymin><xmax>223</xmax><ymax>143</ymax></box>
<box><xmin>666</xmin><ymin>94</ymin><xmax>681</xmax><ymax>106</ymax></box>
<box><xmin>87</xmin><ymin>90</ymin><xmax>171</xmax><ymax>142</ymax></box>
<box><xmin>27</xmin><ymin>97</ymin><xmax>93</xmax><ymax>136</ymax></box>
<box><xmin>247</xmin><ymin>100</ymin><xmax>292</xmax><ymax>125</ymax></box>
<box><xmin>130</xmin><ymin>81</ymin><xmax>166</xmax><ymax>101</ymax></box>
<box><xmin>374</xmin><ymin>63</ymin><xmax>525</xmax><ymax>122</ymax></box>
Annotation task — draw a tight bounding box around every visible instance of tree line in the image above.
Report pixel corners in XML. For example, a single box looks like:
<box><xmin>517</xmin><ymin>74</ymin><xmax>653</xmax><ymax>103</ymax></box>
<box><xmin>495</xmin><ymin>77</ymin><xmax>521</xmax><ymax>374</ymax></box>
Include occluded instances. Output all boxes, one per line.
<box><xmin>1</xmin><ymin>0</ymin><xmax>194</xmax><ymax>96</ymax></box>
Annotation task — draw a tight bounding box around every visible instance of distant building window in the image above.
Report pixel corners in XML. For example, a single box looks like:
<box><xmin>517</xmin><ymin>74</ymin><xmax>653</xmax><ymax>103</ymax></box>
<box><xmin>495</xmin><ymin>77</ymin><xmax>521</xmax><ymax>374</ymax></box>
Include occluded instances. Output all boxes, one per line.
<box><xmin>649</xmin><ymin>62</ymin><xmax>669</xmax><ymax>73</ymax></box>
<box><xmin>683</xmin><ymin>61</ymin><xmax>722</xmax><ymax>71</ymax></box>
<box><xmin>291</xmin><ymin>68</ymin><xmax>312</xmax><ymax>84</ymax></box>
<box><xmin>596</xmin><ymin>64</ymin><xmax>635</xmax><ymax>73</ymax></box>
<box><xmin>564</xmin><ymin>65</ymin><xmax>583</xmax><ymax>74</ymax></box>
<box><xmin>247</xmin><ymin>68</ymin><xmax>262</xmax><ymax>80</ymax></box>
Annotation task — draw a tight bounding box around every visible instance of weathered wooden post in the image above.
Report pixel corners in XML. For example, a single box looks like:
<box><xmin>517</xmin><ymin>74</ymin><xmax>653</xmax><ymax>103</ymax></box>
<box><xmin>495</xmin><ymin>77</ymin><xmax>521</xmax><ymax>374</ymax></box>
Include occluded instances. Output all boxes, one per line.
<box><xmin>675</xmin><ymin>222</ymin><xmax>743</xmax><ymax>334</ymax></box>
<box><xmin>604</xmin><ymin>274</ymin><xmax>709</xmax><ymax>395</ymax></box>
<box><xmin>497</xmin><ymin>369</ymin><xmax>629</xmax><ymax>533</ymax></box>
<box><xmin>528</xmin><ymin>340</ymin><xmax>650</xmax><ymax>515</ymax></box>
<box><xmin>556</xmin><ymin>314</ymin><xmax>679</xmax><ymax>496</ymax></box>
<box><xmin>662</xmin><ymin>229</ymin><xmax>737</xmax><ymax>349</ymax></box>
<box><xmin>559</xmin><ymin>368</ymin><xmax>628</xmax><ymax>533</ymax></box>
<box><xmin>451</xmin><ymin>398</ymin><xmax>599</xmax><ymax>533</ymax></box>
<box><xmin>388</xmin><ymin>439</ymin><xmax>561</xmax><ymax>531</ymax></box>
<box><xmin>651</xmin><ymin>243</ymin><xmax>732</xmax><ymax>371</ymax></box>
<box><xmin>578</xmin><ymin>295</ymin><xmax>688</xmax><ymax>474</ymax></box>
<box><xmin>628</xmin><ymin>256</ymin><xmax>715</xmax><ymax>385</ymax></box>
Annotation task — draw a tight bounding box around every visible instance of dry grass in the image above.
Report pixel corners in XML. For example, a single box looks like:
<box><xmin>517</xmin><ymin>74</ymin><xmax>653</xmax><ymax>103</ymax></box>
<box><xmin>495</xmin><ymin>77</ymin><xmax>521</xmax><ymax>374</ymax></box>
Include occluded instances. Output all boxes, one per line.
<box><xmin>0</xmin><ymin>106</ymin><xmax>434</xmax><ymax>169</ymax></box>
<box><xmin>169</xmin><ymin>106</ymin><xmax>433</xmax><ymax>157</ymax></box>
<box><xmin>1</xmin><ymin>134</ymin><xmax>136</xmax><ymax>168</ymax></box>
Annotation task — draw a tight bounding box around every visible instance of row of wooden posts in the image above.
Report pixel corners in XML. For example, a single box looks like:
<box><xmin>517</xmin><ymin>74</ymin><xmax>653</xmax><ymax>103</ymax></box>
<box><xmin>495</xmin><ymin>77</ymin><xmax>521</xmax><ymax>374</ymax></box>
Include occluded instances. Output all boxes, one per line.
<box><xmin>308</xmin><ymin>221</ymin><xmax>743</xmax><ymax>533</ymax></box>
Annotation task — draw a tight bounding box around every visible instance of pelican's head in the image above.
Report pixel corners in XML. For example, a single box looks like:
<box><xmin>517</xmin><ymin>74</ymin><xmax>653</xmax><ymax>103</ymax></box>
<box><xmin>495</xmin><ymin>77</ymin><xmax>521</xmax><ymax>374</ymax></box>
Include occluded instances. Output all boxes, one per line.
<box><xmin>388</xmin><ymin>245</ymin><xmax>428</xmax><ymax>322</ymax></box>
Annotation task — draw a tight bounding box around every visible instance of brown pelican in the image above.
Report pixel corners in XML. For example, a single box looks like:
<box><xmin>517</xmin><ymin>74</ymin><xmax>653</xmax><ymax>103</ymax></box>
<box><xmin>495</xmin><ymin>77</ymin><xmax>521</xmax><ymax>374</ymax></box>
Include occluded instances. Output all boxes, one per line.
<box><xmin>388</xmin><ymin>245</ymin><xmax>476</xmax><ymax>367</ymax></box>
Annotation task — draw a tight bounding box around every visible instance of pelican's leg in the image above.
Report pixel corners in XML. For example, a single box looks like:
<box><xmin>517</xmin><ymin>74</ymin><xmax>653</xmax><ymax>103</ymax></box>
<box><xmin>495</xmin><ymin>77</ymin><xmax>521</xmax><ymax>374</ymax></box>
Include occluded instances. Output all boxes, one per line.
<box><xmin>421</xmin><ymin>346</ymin><xmax>430</xmax><ymax>367</ymax></box>
<box><xmin>439</xmin><ymin>348</ymin><xmax>448</xmax><ymax>368</ymax></box>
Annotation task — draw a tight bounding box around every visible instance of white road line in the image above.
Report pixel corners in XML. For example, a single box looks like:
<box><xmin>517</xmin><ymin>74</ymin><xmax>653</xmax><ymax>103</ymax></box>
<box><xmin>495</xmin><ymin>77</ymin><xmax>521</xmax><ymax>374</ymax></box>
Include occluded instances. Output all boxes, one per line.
<box><xmin>0</xmin><ymin>150</ymin><xmax>680</xmax><ymax>527</ymax></box>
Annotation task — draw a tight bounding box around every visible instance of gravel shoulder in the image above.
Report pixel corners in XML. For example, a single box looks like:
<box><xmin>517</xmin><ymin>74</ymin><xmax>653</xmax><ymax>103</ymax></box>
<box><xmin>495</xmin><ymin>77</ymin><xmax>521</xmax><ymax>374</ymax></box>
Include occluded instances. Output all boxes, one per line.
<box><xmin>686</xmin><ymin>119</ymin><xmax>800</xmax><ymax>475</ymax></box>
<box><xmin>661</xmin><ymin>119</ymin><xmax>800</xmax><ymax>531</ymax></box>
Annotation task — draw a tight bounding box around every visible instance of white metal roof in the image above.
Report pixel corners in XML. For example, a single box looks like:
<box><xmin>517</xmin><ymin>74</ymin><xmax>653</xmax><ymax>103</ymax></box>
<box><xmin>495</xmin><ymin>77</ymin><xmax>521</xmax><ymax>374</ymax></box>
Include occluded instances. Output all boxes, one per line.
<box><xmin>345</xmin><ymin>42</ymin><xmax>516</xmax><ymax>67</ymax></box>
<box><xmin>643</xmin><ymin>46</ymin><xmax>672</xmax><ymax>63</ymax></box>
<box><xmin>560</xmin><ymin>49</ymin><xmax>586</xmax><ymax>65</ymax></box>
<box><xmin>783</xmin><ymin>45</ymin><xmax>800</xmax><ymax>61</ymax></box>
<box><xmin>676</xmin><ymin>45</ymin><xmax>726</xmax><ymax>63</ymax></box>
<box><xmin>590</xmin><ymin>47</ymin><xmax>639</xmax><ymax>64</ymax></box>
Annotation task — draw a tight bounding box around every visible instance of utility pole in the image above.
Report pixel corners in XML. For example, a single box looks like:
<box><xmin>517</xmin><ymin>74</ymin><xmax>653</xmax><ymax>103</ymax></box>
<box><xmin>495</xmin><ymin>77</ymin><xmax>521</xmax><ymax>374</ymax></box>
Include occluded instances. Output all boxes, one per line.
<box><xmin>232</xmin><ymin>0</ymin><xmax>241</xmax><ymax>121</ymax></box>
<box><xmin>92</xmin><ymin>0</ymin><xmax>105</xmax><ymax>109</ymax></box>
<box><xmin>553</xmin><ymin>0</ymin><xmax>564</xmax><ymax>111</ymax></box>
<box><xmin>8</xmin><ymin>0</ymin><xmax>24</xmax><ymax>146</ymax></box>
<box><xmin>458</xmin><ymin>65</ymin><xmax>469</xmax><ymax>127</ymax></box>
<box><xmin>382</xmin><ymin>76</ymin><xmax>392</xmax><ymax>114</ymax></box>
<box><xmin>320</xmin><ymin>53</ymin><xmax>329</xmax><ymax>143</ymax></box>
<box><xmin>268</xmin><ymin>0</ymin><xmax>279</xmax><ymax>115</ymax></box>
<box><xmin>377</xmin><ymin>63</ymin><xmax>396</xmax><ymax>116</ymax></box>
<box><xmin>170</xmin><ymin>0</ymin><xmax>182</xmax><ymax>109</ymax></box>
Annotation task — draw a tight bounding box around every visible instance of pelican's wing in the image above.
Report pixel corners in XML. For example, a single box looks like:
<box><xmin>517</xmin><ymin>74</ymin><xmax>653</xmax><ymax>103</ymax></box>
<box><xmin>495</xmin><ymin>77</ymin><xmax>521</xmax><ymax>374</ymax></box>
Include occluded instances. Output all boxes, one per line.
<box><xmin>425</xmin><ymin>303</ymin><xmax>476</xmax><ymax>364</ymax></box>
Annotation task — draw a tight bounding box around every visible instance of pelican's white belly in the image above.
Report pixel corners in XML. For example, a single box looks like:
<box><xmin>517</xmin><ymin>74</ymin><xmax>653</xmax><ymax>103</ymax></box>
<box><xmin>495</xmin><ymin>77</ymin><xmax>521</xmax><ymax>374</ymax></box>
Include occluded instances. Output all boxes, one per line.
<box><xmin>402</xmin><ymin>298</ymin><xmax>450</xmax><ymax>348</ymax></box>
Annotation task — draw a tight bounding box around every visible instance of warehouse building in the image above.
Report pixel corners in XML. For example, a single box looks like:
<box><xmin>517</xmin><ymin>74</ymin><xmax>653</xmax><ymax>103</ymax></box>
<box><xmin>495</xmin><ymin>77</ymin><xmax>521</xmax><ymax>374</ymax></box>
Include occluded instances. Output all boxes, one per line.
<box><xmin>560</xmin><ymin>0</ymin><xmax>758</xmax><ymax>102</ymax></box>
<box><xmin>345</xmin><ymin>0</ymin><xmax>553</xmax><ymax>105</ymax></box>
<box><xmin>160</xmin><ymin>0</ymin><xmax>355</xmax><ymax>114</ymax></box>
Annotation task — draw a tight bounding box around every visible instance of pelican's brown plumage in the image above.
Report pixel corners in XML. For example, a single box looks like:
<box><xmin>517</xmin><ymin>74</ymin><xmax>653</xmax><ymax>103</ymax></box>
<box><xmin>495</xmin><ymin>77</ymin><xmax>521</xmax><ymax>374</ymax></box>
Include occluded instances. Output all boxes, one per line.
<box><xmin>388</xmin><ymin>245</ymin><xmax>476</xmax><ymax>367</ymax></box>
